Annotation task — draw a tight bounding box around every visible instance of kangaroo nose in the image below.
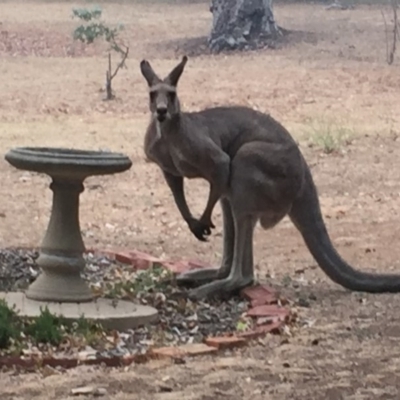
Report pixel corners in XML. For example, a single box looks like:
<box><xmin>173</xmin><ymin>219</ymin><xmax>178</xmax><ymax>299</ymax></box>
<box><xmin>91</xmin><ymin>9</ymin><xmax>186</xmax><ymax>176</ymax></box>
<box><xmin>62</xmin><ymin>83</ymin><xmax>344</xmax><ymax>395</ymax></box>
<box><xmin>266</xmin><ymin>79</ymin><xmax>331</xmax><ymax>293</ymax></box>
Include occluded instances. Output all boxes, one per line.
<box><xmin>157</xmin><ymin>107</ymin><xmax>167</xmax><ymax>116</ymax></box>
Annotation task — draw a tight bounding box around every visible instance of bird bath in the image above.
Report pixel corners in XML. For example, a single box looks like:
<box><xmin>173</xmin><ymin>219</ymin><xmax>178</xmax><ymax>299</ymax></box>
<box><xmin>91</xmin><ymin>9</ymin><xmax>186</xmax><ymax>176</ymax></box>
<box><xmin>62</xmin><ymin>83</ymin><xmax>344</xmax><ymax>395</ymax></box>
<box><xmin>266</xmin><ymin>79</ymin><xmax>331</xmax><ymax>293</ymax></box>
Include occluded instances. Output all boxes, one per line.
<box><xmin>5</xmin><ymin>147</ymin><xmax>133</xmax><ymax>302</ymax></box>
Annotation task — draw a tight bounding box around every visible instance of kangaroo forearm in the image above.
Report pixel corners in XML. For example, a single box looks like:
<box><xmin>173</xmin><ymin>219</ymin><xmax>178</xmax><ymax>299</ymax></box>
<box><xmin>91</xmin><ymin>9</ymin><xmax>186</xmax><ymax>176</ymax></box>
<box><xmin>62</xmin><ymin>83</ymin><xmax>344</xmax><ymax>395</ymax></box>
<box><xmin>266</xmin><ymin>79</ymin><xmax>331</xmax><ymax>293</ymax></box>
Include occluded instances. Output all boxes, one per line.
<box><xmin>162</xmin><ymin>171</ymin><xmax>193</xmax><ymax>222</ymax></box>
<box><xmin>200</xmin><ymin>184</ymin><xmax>221</xmax><ymax>223</ymax></box>
<box><xmin>200</xmin><ymin>159</ymin><xmax>230</xmax><ymax>223</ymax></box>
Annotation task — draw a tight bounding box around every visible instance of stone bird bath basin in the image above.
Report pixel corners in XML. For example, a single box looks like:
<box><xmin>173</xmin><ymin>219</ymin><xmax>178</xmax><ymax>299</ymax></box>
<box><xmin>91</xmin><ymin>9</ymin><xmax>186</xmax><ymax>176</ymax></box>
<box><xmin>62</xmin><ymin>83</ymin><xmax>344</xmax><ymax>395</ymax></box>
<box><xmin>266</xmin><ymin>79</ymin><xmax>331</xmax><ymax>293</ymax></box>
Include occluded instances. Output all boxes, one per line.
<box><xmin>5</xmin><ymin>147</ymin><xmax>132</xmax><ymax>302</ymax></box>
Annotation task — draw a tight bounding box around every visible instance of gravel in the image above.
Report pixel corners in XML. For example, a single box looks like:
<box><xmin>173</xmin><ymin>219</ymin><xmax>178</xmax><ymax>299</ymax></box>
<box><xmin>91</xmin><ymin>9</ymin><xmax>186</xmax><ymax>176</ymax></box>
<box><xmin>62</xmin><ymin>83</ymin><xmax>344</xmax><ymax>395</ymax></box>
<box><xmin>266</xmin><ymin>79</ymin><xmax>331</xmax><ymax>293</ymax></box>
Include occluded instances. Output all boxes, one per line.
<box><xmin>0</xmin><ymin>247</ymin><xmax>253</xmax><ymax>359</ymax></box>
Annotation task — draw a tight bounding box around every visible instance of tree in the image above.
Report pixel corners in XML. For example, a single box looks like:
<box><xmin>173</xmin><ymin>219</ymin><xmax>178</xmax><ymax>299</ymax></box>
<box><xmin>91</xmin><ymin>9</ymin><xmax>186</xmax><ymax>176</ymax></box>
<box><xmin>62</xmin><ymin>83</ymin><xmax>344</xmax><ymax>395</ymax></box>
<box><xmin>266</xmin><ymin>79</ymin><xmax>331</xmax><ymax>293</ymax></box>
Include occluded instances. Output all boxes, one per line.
<box><xmin>72</xmin><ymin>7</ymin><xmax>129</xmax><ymax>100</ymax></box>
<box><xmin>209</xmin><ymin>0</ymin><xmax>282</xmax><ymax>53</ymax></box>
<box><xmin>381</xmin><ymin>0</ymin><xmax>399</xmax><ymax>65</ymax></box>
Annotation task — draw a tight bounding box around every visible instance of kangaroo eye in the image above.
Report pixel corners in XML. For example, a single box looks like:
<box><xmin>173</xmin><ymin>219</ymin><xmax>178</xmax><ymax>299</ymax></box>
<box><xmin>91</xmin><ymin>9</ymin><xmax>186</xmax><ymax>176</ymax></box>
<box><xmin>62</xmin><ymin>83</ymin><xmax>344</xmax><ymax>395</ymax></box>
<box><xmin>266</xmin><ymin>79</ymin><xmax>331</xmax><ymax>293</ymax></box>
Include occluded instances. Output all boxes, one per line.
<box><xmin>149</xmin><ymin>91</ymin><xmax>157</xmax><ymax>102</ymax></box>
<box><xmin>168</xmin><ymin>91</ymin><xmax>176</xmax><ymax>101</ymax></box>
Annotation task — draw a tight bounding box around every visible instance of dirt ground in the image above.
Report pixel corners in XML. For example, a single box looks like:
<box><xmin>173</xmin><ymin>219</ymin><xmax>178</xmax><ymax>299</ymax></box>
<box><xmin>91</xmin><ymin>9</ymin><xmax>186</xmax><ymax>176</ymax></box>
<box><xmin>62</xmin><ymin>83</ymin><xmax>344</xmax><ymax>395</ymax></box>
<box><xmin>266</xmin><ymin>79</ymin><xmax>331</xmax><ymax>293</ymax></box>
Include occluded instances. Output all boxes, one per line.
<box><xmin>1</xmin><ymin>0</ymin><xmax>400</xmax><ymax>398</ymax></box>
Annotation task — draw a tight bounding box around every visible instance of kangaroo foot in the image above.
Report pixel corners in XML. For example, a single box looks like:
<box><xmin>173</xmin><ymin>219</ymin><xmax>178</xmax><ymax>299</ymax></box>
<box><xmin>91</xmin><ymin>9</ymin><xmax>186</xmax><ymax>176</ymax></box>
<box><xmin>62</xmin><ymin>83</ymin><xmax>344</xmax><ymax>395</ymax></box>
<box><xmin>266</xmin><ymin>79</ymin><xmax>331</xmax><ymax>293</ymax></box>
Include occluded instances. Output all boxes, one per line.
<box><xmin>187</xmin><ymin>275</ymin><xmax>254</xmax><ymax>301</ymax></box>
<box><xmin>176</xmin><ymin>267</ymin><xmax>229</xmax><ymax>288</ymax></box>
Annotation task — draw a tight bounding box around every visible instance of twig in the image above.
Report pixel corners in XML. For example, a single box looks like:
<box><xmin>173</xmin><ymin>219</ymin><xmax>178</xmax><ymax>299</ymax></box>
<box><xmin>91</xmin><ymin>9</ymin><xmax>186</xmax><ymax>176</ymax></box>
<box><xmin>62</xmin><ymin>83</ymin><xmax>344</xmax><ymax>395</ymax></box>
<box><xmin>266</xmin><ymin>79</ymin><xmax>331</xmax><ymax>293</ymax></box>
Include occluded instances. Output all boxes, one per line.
<box><xmin>390</xmin><ymin>0</ymin><xmax>398</xmax><ymax>64</ymax></box>
<box><xmin>381</xmin><ymin>9</ymin><xmax>390</xmax><ymax>63</ymax></box>
<box><xmin>105</xmin><ymin>53</ymin><xmax>113</xmax><ymax>100</ymax></box>
<box><xmin>105</xmin><ymin>44</ymin><xmax>129</xmax><ymax>100</ymax></box>
<box><xmin>381</xmin><ymin>0</ymin><xmax>398</xmax><ymax>64</ymax></box>
<box><xmin>110</xmin><ymin>45</ymin><xmax>129</xmax><ymax>81</ymax></box>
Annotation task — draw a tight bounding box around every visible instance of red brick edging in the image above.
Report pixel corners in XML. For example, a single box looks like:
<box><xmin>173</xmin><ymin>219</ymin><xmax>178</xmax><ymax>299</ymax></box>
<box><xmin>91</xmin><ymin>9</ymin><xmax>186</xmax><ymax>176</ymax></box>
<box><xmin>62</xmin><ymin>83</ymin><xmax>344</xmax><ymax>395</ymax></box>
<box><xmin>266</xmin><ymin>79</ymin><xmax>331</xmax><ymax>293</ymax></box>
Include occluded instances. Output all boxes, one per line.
<box><xmin>0</xmin><ymin>247</ymin><xmax>292</xmax><ymax>371</ymax></box>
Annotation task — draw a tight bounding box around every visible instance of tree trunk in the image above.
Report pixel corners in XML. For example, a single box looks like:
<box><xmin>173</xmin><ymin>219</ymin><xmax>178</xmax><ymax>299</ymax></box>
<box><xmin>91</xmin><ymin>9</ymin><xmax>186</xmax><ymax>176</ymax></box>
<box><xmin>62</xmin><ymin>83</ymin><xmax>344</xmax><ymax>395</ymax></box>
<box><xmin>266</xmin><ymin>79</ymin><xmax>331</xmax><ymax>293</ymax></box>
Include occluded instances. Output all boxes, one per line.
<box><xmin>209</xmin><ymin>0</ymin><xmax>282</xmax><ymax>53</ymax></box>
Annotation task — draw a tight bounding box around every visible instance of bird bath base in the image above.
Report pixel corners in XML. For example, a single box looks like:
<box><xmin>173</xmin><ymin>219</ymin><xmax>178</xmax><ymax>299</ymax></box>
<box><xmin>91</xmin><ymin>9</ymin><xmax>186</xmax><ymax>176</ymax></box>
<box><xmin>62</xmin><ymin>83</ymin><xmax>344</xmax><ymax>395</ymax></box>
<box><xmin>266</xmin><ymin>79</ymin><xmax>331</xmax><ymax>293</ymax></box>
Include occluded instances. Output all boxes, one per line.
<box><xmin>0</xmin><ymin>292</ymin><xmax>158</xmax><ymax>331</ymax></box>
<box><xmin>28</xmin><ymin>179</ymin><xmax>92</xmax><ymax>302</ymax></box>
<box><xmin>4</xmin><ymin>147</ymin><xmax>158</xmax><ymax>330</ymax></box>
<box><xmin>5</xmin><ymin>147</ymin><xmax>130</xmax><ymax>303</ymax></box>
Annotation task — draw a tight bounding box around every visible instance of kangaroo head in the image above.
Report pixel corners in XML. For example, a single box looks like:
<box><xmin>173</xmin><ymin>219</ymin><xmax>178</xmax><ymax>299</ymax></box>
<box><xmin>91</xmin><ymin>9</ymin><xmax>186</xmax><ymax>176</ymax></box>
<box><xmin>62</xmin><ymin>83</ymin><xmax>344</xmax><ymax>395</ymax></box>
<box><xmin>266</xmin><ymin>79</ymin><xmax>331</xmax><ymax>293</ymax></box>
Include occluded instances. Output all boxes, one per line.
<box><xmin>140</xmin><ymin>56</ymin><xmax>188</xmax><ymax>123</ymax></box>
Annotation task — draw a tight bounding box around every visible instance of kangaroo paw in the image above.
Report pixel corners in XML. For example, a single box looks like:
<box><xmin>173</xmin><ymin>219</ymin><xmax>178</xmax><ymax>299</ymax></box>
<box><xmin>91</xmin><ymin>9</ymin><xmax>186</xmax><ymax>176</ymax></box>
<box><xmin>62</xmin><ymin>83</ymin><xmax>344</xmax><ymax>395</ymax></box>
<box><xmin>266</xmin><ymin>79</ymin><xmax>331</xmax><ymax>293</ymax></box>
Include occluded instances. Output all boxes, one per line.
<box><xmin>187</xmin><ymin>276</ymin><xmax>254</xmax><ymax>301</ymax></box>
<box><xmin>176</xmin><ymin>268</ymin><xmax>221</xmax><ymax>288</ymax></box>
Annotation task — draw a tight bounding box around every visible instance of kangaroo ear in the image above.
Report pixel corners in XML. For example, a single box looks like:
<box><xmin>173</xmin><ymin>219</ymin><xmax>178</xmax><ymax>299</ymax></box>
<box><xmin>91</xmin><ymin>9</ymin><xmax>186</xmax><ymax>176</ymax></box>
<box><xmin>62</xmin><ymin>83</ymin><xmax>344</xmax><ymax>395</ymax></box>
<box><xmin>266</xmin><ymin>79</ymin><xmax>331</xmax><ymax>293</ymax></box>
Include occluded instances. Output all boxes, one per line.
<box><xmin>165</xmin><ymin>56</ymin><xmax>188</xmax><ymax>87</ymax></box>
<box><xmin>140</xmin><ymin>59</ymin><xmax>161</xmax><ymax>87</ymax></box>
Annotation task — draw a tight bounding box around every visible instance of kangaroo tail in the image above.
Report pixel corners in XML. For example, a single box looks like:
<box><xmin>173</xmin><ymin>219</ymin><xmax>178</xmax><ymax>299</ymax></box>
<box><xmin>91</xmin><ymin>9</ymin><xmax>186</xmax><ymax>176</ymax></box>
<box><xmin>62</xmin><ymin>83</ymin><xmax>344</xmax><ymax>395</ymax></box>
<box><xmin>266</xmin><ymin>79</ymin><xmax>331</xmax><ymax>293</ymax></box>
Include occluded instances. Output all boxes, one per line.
<box><xmin>289</xmin><ymin>164</ymin><xmax>400</xmax><ymax>293</ymax></box>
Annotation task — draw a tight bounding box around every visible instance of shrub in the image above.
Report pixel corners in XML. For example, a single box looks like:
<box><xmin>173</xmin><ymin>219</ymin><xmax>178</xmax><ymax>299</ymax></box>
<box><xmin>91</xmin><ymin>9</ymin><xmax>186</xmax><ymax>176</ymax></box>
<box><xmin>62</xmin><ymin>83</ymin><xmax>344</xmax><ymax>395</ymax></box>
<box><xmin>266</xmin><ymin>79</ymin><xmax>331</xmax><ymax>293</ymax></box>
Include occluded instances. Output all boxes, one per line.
<box><xmin>0</xmin><ymin>299</ymin><xmax>20</xmax><ymax>349</ymax></box>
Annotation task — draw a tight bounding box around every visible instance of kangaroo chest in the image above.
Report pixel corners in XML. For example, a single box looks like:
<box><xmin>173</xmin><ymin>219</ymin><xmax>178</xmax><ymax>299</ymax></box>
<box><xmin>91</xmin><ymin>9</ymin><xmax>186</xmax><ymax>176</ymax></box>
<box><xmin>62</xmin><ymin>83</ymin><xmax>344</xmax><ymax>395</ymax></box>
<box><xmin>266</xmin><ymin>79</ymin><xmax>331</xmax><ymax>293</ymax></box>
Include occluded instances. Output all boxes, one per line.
<box><xmin>145</xmin><ymin>131</ymin><xmax>202</xmax><ymax>179</ymax></box>
<box><xmin>169</xmin><ymin>145</ymin><xmax>201</xmax><ymax>178</ymax></box>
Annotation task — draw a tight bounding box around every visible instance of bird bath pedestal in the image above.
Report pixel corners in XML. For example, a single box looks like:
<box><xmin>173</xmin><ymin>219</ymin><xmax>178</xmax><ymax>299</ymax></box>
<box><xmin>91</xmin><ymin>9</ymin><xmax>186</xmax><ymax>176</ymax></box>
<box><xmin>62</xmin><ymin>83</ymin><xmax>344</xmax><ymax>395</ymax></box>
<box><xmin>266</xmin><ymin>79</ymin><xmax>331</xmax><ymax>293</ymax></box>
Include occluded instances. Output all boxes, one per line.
<box><xmin>3</xmin><ymin>147</ymin><xmax>158</xmax><ymax>330</ymax></box>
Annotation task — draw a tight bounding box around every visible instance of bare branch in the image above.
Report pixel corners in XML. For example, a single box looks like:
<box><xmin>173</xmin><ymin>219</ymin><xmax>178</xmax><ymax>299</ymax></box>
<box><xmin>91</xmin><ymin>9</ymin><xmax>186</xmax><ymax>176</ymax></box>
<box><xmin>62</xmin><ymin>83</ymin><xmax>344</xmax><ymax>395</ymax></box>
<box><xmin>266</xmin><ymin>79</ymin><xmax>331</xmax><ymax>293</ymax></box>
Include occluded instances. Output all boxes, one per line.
<box><xmin>390</xmin><ymin>0</ymin><xmax>398</xmax><ymax>64</ymax></box>
<box><xmin>382</xmin><ymin>0</ymin><xmax>398</xmax><ymax>65</ymax></box>
<box><xmin>110</xmin><ymin>45</ymin><xmax>129</xmax><ymax>81</ymax></box>
<box><xmin>105</xmin><ymin>53</ymin><xmax>113</xmax><ymax>100</ymax></box>
<box><xmin>381</xmin><ymin>9</ymin><xmax>390</xmax><ymax>63</ymax></box>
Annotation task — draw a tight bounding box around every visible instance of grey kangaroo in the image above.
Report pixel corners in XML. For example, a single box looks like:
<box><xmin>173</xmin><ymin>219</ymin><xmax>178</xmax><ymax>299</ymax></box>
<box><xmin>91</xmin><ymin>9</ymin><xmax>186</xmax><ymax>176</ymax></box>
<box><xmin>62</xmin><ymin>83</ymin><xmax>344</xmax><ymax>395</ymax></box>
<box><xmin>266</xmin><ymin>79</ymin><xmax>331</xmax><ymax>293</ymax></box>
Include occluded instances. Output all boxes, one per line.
<box><xmin>140</xmin><ymin>56</ymin><xmax>400</xmax><ymax>300</ymax></box>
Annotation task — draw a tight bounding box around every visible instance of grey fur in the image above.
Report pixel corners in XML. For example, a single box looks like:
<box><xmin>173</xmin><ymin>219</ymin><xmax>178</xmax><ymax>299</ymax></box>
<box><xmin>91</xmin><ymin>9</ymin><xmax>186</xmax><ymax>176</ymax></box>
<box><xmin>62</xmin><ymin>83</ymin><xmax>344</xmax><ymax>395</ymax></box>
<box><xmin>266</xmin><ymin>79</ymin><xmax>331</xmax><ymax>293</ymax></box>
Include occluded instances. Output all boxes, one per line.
<box><xmin>140</xmin><ymin>56</ymin><xmax>400</xmax><ymax>300</ymax></box>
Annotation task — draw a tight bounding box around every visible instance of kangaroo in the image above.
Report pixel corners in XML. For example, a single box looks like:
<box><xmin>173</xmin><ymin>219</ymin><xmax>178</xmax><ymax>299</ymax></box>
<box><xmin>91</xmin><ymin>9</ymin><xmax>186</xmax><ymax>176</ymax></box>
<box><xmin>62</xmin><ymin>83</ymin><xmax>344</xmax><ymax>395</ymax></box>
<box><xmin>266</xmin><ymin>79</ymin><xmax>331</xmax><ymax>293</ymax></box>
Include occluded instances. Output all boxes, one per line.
<box><xmin>140</xmin><ymin>56</ymin><xmax>400</xmax><ymax>300</ymax></box>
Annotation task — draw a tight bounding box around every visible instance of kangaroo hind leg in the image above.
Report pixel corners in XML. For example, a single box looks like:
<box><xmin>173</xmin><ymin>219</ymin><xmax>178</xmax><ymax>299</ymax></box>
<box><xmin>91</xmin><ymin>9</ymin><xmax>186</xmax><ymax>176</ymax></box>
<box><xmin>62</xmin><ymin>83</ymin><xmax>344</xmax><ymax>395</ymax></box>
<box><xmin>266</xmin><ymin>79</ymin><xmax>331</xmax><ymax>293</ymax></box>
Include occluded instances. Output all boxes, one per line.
<box><xmin>188</xmin><ymin>213</ymin><xmax>257</xmax><ymax>300</ymax></box>
<box><xmin>176</xmin><ymin>198</ymin><xmax>235</xmax><ymax>287</ymax></box>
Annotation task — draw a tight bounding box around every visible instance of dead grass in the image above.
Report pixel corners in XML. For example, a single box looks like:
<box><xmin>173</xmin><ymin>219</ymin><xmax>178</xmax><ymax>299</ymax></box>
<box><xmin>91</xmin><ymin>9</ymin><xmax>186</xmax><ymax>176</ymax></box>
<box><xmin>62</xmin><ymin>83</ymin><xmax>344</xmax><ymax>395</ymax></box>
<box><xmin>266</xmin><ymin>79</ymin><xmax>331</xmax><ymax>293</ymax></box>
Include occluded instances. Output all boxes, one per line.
<box><xmin>303</xmin><ymin>117</ymin><xmax>355</xmax><ymax>153</ymax></box>
<box><xmin>1</xmin><ymin>1</ymin><xmax>400</xmax><ymax>399</ymax></box>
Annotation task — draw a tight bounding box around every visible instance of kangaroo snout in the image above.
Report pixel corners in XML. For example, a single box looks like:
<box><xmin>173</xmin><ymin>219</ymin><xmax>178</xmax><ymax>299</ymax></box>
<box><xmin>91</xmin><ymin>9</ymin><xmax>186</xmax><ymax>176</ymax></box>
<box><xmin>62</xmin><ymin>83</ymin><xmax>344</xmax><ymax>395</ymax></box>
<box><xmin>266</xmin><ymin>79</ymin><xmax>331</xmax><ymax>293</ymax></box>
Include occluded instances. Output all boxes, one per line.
<box><xmin>156</xmin><ymin>107</ymin><xmax>168</xmax><ymax>122</ymax></box>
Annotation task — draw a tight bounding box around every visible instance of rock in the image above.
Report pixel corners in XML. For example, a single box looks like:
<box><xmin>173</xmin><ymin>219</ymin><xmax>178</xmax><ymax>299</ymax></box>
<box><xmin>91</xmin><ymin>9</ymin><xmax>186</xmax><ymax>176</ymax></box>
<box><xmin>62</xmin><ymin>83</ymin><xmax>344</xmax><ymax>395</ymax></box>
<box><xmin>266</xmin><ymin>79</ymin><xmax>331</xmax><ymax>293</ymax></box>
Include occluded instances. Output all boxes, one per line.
<box><xmin>71</xmin><ymin>386</ymin><xmax>107</xmax><ymax>396</ymax></box>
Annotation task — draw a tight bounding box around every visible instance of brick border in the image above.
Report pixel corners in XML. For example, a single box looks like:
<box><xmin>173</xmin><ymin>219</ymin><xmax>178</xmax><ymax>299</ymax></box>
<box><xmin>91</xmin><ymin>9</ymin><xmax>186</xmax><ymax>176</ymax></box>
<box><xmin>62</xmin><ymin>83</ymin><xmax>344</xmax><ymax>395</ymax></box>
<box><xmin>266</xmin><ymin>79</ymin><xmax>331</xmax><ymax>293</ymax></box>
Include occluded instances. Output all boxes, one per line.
<box><xmin>0</xmin><ymin>247</ymin><xmax>292</xmax><ymax>371</ymax></box>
